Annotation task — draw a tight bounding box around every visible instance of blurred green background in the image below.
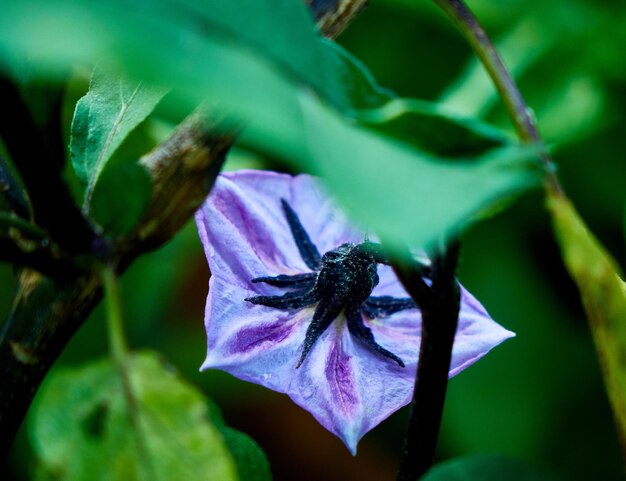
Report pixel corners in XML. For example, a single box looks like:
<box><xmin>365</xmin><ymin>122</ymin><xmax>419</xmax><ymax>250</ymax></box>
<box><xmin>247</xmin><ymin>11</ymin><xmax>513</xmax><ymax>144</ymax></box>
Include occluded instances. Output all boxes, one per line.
<box><xmin>2</xmin><ymin>0</ymin><xmax>626</xmax><ymax>479</ymax></box>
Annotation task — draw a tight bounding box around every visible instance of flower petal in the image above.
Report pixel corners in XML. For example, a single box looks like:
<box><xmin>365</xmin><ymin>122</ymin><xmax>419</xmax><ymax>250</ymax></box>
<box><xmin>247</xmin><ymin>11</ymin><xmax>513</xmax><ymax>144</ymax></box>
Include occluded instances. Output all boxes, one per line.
<box><xmin>196</xmin><ymin>171</ymin><xmax>363</xmax><ymax>278</ymax></box>
<box><xmin>196</xmin><ymin>170</ymin><xmax>514</xmax><ymax>453</ymax></box>
<box><xmin>239</xmin><ymin>317</ymin><xmax>411</xmax><ymax>454</ymax></box>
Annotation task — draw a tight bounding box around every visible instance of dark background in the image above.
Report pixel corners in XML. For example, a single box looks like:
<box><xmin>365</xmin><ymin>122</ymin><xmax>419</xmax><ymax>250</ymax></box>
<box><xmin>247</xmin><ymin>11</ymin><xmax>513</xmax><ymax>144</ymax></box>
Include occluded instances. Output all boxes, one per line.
<box><xmin>3</xmin><ymin>0</ymin><xmax>626</xmax><ymax>479</ymax></box>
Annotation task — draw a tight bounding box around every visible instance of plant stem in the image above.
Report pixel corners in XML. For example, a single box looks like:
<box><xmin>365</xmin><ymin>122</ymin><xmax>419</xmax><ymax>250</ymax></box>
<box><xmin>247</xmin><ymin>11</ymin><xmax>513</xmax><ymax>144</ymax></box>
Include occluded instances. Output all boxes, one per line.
<box><xmin>0</xmin><ymin>237</ymin><xmax>81</xmax><ymax>281</ymax></box>
<box><xmin>102</xmin><ymin>266</ymin><xmax>128</xmax><ymax>365</ymax></box>
<box><xmin>432</xmin><ymin>0</ymin><xmax>563</xmax><ymax>197</ymax></box>
<box><xmin>394</xmin><ymin>240</ymin><xmax>461</xmax><ymax>481</ymax></box>
<box><xmin>0</xmin><ymin>212</ymin><xmax>85</xmax><ymax>280</ymax></box>
<box><xmin>102</xmin><ymin>266</ymin><xmax>154</xmax><ymax>481</ymax></box>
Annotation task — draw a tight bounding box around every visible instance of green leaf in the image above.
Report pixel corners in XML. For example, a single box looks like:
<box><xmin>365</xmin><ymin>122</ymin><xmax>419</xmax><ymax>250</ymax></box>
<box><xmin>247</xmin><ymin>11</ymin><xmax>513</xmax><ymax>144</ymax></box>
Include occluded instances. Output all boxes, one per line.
<box><xmin>325</xmin><ymin>41</ymin><xmax>509</xmax><ymax>157</ymax></box>
<box><xmin>421</xmin><ymin>455</ymin><xmax>561</xmax><ymax>481</ymax></box>
<box><xmin>548</xmin><ymin>192</ymin><xmax>626</xmax><ymax>446</ymax></box>
<box><xmin>222</xmin><ymin>428</ymin><xmax>272</xmax><ymax>481</ymax></box>
<box><xmin>297</xmin><ymin>96</ymin><xmax>541</xmax><ymax>250</ymax></box>
<box><xmin>356</xmin><ymin>98</ymin><xmax>509</xmax><ymax>157</ymax></box>
<box><xmin>199</xmin><ymin>394</ymin><xmax>272</xmax><ymax>480</ymax></box>
<box><xmin>70</xmin><ymin>67</ymin><xmax>165</xmax><ymax>205</ymax></box>
<box><xmin>30</xmin><ymin>352</ymin><xmax>239</xmax><ymax>481</ymax></box>
<box><xmin>322</xmin><ymin>39</ymin><xmax>394</xmax><ymax>110</ymax></box>
<box><xmin>185</xmin><ymin>0</ymin><xmax>345</xmax><ymax>109</ymax></box>
<box><xmin>0</xmin><ymin>0</ymin><xmax>541</xmax><ymax>248</ymax></box>
<box><xmin>90</xmin><ymin>163</ymin><xmax>152</xmax><ymax>237</ymax></box>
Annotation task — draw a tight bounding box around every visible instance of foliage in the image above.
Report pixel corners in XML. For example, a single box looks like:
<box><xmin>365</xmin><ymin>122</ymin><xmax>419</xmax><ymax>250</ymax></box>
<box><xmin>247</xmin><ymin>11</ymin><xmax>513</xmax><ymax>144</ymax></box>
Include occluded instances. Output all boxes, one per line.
<box><xmin>70</xmin><ymin>68</ymin><xmax>165</xmax><ymax>207</ymax></box>
<box><xmin>0</xmin><ymin>0</ymin><xmax>540</xmax><ymax>248</ymax></box>
<box><xmin>30</xmin><ymin>352</ymin><xmax>240</xmax><ymax>481</ymax></box>
<box><xmin>548</xmin><ymin>193</ymin><xmax>626</xmax><ymax>446</ymax></box>
<box><xmin>421</xmin><ymin>455</ymin><xmax>562</xmax><ymax>481</ymax></box>
<box><xmin>0</xmin><ymin>0</ymin><xmax>625</xmax><ymax>480</ymax></box>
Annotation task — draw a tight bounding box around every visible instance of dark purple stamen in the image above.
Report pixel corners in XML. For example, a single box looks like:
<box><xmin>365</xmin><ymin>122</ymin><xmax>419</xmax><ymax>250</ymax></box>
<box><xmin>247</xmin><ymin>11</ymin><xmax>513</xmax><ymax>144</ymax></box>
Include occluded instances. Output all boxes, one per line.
<box><xmin>246</xmin><ymin>199</ymin><xmax>420</xmax><ymax>368</ymax></box>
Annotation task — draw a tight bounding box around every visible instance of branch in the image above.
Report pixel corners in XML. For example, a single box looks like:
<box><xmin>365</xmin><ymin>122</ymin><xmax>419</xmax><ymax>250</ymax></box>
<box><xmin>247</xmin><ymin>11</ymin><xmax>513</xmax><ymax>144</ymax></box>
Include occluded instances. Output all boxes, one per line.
<box><xmin>308</xmin><ymin>0</ymin><xmax>369</xmax><ymax>39</ymax></box>
<box><xmin>0</xmin><ymin>211</ymin><xmax>82</xmax><ymax>280</ymax></box>
<box><xmin>0</xmin><ymin>236</ymin><xmax>82</xmax><ymax>281</ymax></box>
<box><xmin>0</xmin><ymin>1</ymin><xmax>368</xmax><ymax>458</ymax></box>
<box><xmin>394</xmin><ymin>240</ymin><xmax>461</xmax><ymax>481</ymax></box>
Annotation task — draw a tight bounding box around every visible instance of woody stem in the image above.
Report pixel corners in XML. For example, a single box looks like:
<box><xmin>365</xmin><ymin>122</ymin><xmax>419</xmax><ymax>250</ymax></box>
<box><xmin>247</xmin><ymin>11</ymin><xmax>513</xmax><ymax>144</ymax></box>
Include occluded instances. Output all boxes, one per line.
<box><xmin>394</xmin><ymin>240</ymin><xmax>461</xmax><ymax>480</ymax></box>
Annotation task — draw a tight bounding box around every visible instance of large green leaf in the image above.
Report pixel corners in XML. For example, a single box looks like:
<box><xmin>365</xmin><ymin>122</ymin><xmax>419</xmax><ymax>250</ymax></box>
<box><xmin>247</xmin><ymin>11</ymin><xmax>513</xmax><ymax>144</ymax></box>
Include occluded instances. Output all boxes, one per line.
<box><xmin>70</xmin><ymin>68</ymin><xmax>165</xmax><ymax>206</ymax></box>
<box><xmin>180</xmin><ymin>0</ymin><xmax>346</xmax><ymax>109</ymax></box>
<box><xmin>422</xmin><ymin>455</ymin><xmax>562</xmax><ymax>481</ymax></box>
<box><xmin>0</xmin><ymin>0</ymin><xmax>541</xmax><ymax>248</ymax></box>
<box><xmin>30</xmin><ymin>352</ymin><xmax>239</xmax><ymax>481</ymax></box>
<box><xmin>322</xmin><ymin>39</ymin><xmax>394</xmax><ymax>110</ymax></box>
<box><xmin>297</xmin><ymin>96</ymin><xmax>540</xmax><ymax>250</ymax></box>
<box><xmin>325</xmin><ymin>40</ymin><xmax>511</xmax><ymax>156</ymax></box>
<box><xmin>195</xmin><ymin>393</ymin><xmax>273</xmax><ymax>481</ymax></box>
<box><xmin>548</xmin><ymin>192</ymin><xmax>626</xmax><ymax>448</ymax></box>
<box><xmin>356</xmin><ymin>98</ymin><xmax>509</xmax><ymax>157</ymax></box>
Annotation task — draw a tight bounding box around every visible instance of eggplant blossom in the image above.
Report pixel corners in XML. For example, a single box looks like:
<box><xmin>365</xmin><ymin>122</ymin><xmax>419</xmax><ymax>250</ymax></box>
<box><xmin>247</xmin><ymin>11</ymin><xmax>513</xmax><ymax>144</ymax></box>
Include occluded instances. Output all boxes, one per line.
<box><xmin>195</xmin><ymin>170</ymin><xmax>514</xmax><ymax>454</ymax></box>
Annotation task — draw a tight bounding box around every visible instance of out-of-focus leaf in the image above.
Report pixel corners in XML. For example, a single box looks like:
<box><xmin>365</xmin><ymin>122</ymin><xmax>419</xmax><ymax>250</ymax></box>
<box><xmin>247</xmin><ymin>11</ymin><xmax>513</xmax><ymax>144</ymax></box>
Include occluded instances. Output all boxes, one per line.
<box><xmin>525</xmin><ymin>74</ymin><xmax>605</xmax><ymax>144</ymax></box>
<box><xmin>326</xmin><ymin>41</ymin><xmax>509</xmax><ymax>156</ymax></box>
<box><xmin>548</xmin><ymin>192</ymin><xmax>626</xmax><ymax>447</ymax></box>
<box><xmin>30</xmin><ymin>352</ymin><xmax>239</xmax><ymax>481</ymax></box>
<box><xmin>298</xmin><ymin>95</ymin><xmax>541</xmax><ymax>250</ymax></box>
<box><xmin>183</xmin><ymin>0</ymin><xmax>345</xmax><ymax>109</ymax></box>
<box><xmin>421</xmin><ymin>455</ymin><xmax>561</xmax><ymax>481</ymax></box>
<box><xmin>0</xmin><ymin>0</ymin><xmax>541</xmax><ymax>248</ymax></box>
<box><xmin>90</xmin><ymin>163</ymin><xmax>152</xmax><ymax>237</ymax></box>
<box><xmin>1</xmin><ymin>0</ymin><xmax>514</xmax><ymax>159</ymax></box>
<box><xmin>222</xmin><ymin>428</ymin><xmax>272</xmax><ymax>481</ymax></box>
<box><xmin>323</xmin><ymin>39</ymin><xmax>394</xmax><ymax>110</ymax></box>
<box><xmin>200</xmin><ymin>391</ymin><xmax>272</xmax><ymax>480</ymax></box>
<box><xmin>357</xmin><ymin>98</ymin><xmax>509</xmax><ymax>157</ymax></box>
<box><xmin>70</xmin><ymin>68</ymin><xmax>166</xmax><ymax>205</ymax></box>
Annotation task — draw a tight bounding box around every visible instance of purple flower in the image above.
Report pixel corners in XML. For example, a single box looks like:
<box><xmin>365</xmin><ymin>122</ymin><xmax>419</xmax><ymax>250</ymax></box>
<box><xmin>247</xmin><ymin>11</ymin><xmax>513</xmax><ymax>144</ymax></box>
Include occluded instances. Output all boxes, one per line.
<box><xmin>195</xmin><ymin>170</ymin><xmax>514</xmax><ymax>454</ymax></box>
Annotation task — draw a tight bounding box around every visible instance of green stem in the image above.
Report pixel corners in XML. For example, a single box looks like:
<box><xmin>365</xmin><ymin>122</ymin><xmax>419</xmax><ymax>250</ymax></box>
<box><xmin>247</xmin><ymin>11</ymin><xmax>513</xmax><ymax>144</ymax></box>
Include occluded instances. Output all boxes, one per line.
<box><xmin>432</xmin><ymin>0</ymin><xmax>563</xmax><ymax>196</ymax></box>
<box><xmin>102</xmin><ymin>266</ymin><xmax>154</xmax><ymax>481</ymax></box>
<box><xmin>103</xmin><ymin>266</ymin><xmax>128</xmax><ymax>365</ymax></box>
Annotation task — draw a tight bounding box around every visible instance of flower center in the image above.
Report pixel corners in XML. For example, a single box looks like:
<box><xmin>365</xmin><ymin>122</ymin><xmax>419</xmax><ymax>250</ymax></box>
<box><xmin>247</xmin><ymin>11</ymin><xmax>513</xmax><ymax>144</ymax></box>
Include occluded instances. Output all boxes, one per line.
<box><xmin>245</xmin><ymin>199</ymin><xmax>414</xmax><ymax>368</ymax></box>
<box><xmin>315</xmin><ymin>243</ymin><xmax>380</xmax><ymax>308</ymax></box>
